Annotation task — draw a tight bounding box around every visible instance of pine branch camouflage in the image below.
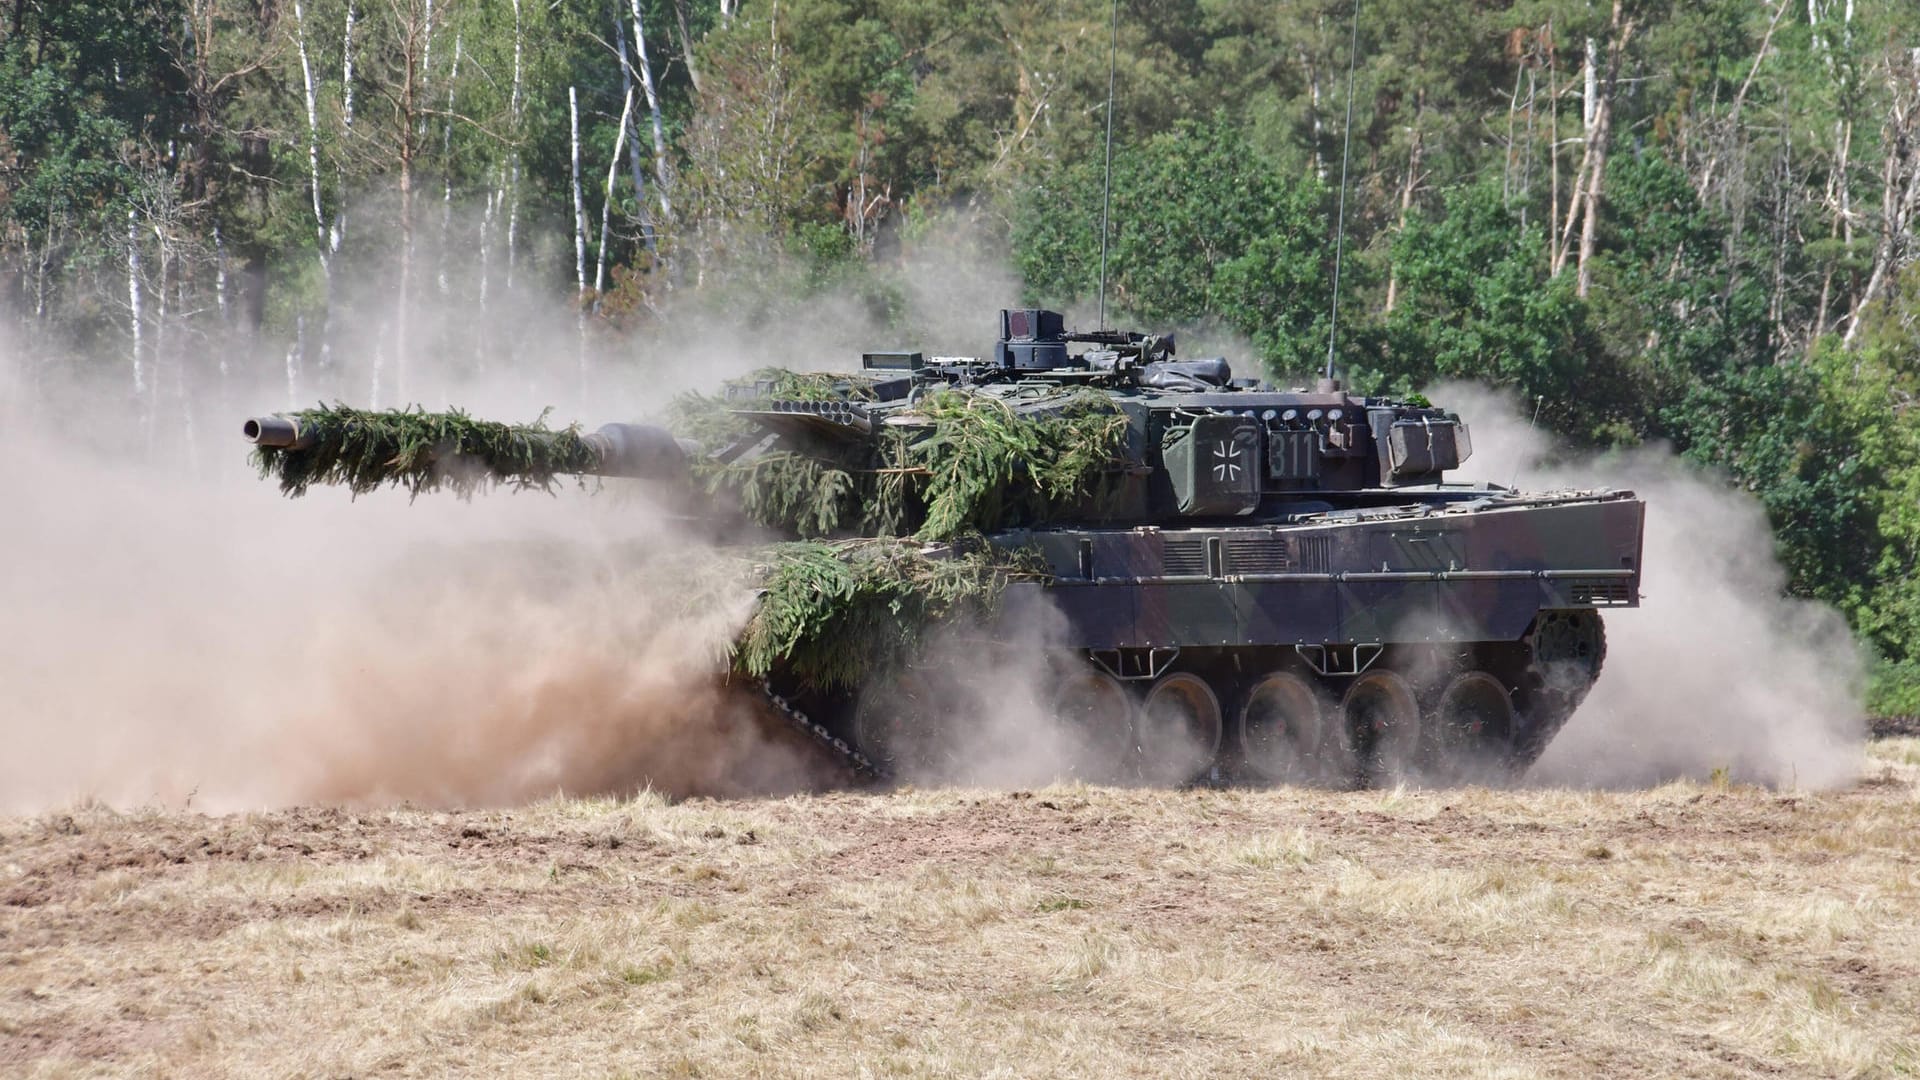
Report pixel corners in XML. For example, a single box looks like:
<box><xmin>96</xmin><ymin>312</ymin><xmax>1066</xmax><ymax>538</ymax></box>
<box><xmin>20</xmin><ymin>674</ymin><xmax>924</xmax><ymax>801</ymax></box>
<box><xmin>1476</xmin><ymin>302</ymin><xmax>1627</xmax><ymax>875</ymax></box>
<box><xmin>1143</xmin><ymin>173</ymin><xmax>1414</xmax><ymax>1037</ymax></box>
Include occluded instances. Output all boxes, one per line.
<box><xmin>252</xmin><ymin>404</ymin><xmax>601</xmax><ymax>498</ymax></box>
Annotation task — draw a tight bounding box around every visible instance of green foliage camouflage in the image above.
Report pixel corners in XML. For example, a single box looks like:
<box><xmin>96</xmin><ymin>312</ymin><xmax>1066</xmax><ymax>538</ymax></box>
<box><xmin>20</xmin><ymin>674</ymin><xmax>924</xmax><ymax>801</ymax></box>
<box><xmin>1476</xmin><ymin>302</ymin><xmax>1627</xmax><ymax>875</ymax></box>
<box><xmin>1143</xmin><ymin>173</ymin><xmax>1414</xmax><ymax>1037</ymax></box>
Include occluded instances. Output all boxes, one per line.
<box><xmin>735</xmin><ymin>539</ymin><xmax>1048</xmax><ymax>692</ymax></box>
<box><xmin>667</xmin><ymin>381</ymin><xmax>1130</xmax><ymax>542</ymax></box>
<box><xmin>903</xmin><ymin>390</ymin><xmax>1130</xmax><ymax>540</ymax></box>
<box><xmin>251</xmin><ymin>404</ymin><xmax>601</xmax><ymax>498</ymax></box>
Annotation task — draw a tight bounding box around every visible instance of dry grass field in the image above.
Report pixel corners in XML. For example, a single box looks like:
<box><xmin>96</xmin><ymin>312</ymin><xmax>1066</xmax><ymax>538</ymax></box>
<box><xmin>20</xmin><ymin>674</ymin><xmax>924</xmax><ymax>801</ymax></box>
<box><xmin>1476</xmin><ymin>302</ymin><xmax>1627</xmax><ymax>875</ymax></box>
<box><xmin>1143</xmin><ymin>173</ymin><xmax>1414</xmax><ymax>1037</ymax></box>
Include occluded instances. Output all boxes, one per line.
<box><xmin>4</xmin><ymin>742</ymin><xmax>1918</xmax><ymax>1079</ymax></box>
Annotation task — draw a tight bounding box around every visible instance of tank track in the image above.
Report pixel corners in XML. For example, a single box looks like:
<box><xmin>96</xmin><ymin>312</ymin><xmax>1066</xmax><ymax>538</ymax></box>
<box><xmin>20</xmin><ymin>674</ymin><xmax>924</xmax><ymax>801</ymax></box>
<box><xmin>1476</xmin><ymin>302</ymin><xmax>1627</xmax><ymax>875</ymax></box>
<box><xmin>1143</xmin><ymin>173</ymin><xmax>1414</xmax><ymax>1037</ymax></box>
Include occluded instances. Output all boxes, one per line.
<box><xmin>756</xmin><ymin>680</ymin><xmax>890</xmax><ymax>783</ymax></box>
<box><xmin>754</xmin><ymin>611</ymin><xmax>1607</xmax><ymax>789</ymax></box>
<box><xmin>1508</xmin><ymin>610</ymin><xmax>1608</xmax><ymax>769</ymax></box>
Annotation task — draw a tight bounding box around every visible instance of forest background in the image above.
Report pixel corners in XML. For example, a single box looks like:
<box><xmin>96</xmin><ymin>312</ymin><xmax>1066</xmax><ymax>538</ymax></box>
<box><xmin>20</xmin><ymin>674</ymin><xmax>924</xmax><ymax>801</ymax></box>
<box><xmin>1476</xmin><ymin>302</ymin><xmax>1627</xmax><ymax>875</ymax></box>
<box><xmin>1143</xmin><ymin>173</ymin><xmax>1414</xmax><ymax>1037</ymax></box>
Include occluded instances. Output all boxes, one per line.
<box><xmin>4</xmin><ymin>0</ymin><xmax>1920</xmax><ymax>710</ymax></box>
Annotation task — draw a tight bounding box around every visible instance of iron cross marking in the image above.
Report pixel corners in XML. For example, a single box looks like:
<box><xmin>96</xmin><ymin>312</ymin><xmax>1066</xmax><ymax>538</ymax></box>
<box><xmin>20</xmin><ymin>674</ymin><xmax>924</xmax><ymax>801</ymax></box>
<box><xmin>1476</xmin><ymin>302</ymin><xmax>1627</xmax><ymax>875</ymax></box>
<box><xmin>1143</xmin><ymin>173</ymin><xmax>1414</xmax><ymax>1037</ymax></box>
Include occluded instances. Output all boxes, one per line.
<box><xmin>1212</xmin><ymin>439</ymin><xmax>1243</xmax><ymax>482</ymax></box>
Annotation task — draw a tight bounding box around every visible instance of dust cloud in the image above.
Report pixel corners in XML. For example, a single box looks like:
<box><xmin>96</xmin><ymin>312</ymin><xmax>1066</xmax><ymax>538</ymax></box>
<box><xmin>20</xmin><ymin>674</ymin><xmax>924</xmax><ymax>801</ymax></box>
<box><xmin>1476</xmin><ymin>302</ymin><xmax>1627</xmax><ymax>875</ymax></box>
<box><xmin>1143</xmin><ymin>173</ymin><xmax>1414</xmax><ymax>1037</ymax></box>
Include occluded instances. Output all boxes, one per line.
<box><xmin>0</xmin><ymin>215</ymin><xmax>1063</xmax><ymax>813</ymax></box>
<box><xmin>0</xmin><ymin>407</ymin><xmax>834</xmax><ymax>813</ymax></box>
<box><xmin>4</xmin><ymin>219</ymin><xmax>1872</xmax><ymax>811</ymax></box>
<box><xmin>865</xmin><ymin>597</ymin><xmax>1217</xmax><ymax>790</ymax></box>
<box><xmin>0</xmin><ymin>239</ymin><xmax>980</xmax><ymax>813</ymax></box>
<box><xmin>1442</xmin><ymin>384</ymin><xmax>1868</xmax><ymax>790</ymax></box>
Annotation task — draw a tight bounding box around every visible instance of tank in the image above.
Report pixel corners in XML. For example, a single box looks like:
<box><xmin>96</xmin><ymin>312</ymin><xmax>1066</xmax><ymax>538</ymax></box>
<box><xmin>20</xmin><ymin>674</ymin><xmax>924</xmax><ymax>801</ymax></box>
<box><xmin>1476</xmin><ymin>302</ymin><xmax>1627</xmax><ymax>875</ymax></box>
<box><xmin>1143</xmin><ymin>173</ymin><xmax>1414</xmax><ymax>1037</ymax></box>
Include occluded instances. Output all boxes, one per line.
<box><xmin>244</xmin><ymin>308</ymin><xmax>1643</xmax><ymax>788</ymax></box>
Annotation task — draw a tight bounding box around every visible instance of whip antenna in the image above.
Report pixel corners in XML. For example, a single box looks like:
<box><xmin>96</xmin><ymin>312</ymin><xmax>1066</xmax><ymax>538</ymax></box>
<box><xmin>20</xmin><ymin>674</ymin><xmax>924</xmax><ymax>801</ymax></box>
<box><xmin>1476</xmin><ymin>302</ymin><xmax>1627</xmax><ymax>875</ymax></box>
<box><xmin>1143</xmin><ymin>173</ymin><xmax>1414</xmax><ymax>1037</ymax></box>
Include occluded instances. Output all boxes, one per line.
<box><xmin>1096</xmin><ymin>0</ymin><xmax>1119</xmax><ymax>331</ymax></box>
<box><xmin>1325</xmin><ymin>0</ymin><xmax>1362</xmax><ymax>381</ymax></box>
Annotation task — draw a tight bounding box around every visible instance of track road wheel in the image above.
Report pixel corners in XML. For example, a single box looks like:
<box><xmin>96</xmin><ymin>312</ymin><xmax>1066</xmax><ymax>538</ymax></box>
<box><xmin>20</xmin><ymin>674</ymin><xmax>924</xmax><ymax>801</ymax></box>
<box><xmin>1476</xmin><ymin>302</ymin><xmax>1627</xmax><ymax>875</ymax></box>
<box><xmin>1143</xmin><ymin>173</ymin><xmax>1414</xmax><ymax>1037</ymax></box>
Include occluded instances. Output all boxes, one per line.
<box><xmin>1431</xmin><ymin>671</ymin><xmax>1518</xmax><ymax>781</ymax></box>
<box><xmin>852</xmin><ymin>670</ymin><xmax>948</xmax><ymax>779</ymax></box>
<box><xmin>1050</xmin><ymin>666</ymin><xmax>1138</xmax><ymax>783</ymax></box>
<box><xmin>1138</xmin><ymin>673</ymin><xmax>1224</xmax><ymax>785</ymax></box>
<box><xmin>1342</xmin><ymin>670</ymin><xmax>1423</xmax><ymax>786</ymax></box>
<box><xmin>1239</xmin><ymin>672</ymin><xmax>1341</xmax><ymax>785</ymax></box>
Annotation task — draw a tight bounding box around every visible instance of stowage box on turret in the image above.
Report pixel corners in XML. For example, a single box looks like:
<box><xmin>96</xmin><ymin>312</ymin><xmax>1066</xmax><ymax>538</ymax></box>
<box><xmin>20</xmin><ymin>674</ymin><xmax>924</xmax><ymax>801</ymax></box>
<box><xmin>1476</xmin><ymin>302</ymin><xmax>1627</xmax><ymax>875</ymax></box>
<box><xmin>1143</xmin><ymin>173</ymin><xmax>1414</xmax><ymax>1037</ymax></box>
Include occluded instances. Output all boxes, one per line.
<box><xmin>245</xmin><ymin>308</ymin><xmax>1643</xmax><ymax>787</ymax></box>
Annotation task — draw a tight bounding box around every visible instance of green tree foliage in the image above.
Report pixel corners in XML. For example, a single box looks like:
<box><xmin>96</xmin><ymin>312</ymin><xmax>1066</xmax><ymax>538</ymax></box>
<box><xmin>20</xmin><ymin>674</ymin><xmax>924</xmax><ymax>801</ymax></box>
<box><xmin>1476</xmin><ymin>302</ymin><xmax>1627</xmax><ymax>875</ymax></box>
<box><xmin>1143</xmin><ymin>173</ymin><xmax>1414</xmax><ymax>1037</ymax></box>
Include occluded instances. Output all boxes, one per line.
<box><xmin>1015</xmin><ymin>119</ymin><xmax>1342</xmax><ymax>377</ymax></box>
<box><xmin>6</xmin><ymin>0</ymin><xmax>1920</xmax><ymax>702</ymax></box>
<box><xmin>1383</xmin><ymin>183</ymin><xmax>1600</xmax><ymax>430</ymax></box>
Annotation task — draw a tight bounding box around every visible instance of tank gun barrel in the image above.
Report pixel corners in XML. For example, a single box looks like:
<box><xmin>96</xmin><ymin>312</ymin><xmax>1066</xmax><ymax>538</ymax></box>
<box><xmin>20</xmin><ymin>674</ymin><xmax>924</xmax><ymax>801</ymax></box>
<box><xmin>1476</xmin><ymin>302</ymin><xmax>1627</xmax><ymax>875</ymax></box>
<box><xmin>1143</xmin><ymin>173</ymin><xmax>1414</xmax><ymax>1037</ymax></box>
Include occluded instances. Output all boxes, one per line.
<box><xmin>574</xmin><ymin>422</ymin><xmax>692</xmax><ymax>479</ymax></box>
<box><xmin>242</xmin><ymin>410</ymin><xmax>693</xmax><ymax>493</ymax></box>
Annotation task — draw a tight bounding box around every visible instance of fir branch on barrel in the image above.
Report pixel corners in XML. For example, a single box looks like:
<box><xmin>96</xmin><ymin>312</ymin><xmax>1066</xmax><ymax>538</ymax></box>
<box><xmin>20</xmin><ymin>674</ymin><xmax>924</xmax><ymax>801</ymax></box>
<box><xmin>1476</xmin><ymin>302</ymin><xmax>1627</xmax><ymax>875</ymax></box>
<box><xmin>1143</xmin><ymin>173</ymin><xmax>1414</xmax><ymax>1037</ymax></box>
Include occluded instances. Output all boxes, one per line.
<box><xmin>735</xmin><ymin>539</ymin><xmax>1050</xmax><ymax>691</ymax></box>
<box><xmin>252</xmin><ymin>404</ymin><xmax>601</xmax><ymax>498</ymax></box>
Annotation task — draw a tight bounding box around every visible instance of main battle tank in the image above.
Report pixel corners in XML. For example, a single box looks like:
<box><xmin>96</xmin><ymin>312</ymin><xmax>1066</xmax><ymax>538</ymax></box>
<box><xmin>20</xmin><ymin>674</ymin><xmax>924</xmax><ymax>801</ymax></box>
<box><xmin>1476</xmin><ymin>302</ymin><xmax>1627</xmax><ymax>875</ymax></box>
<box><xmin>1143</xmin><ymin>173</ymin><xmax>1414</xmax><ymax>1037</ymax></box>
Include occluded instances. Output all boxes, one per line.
<box><xmin>244</xmin><ymin>308</ymin><xmax>1643</xmax><ymax>788</ymax></box>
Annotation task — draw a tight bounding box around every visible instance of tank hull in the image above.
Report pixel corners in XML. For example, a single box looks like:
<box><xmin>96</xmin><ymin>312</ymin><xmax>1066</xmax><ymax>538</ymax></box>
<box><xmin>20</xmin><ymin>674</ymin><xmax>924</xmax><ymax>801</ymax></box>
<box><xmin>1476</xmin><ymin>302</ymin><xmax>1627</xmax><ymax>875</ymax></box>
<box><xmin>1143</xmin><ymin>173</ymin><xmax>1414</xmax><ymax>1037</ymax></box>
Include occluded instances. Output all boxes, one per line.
<box><xmin>803</xmin><ymin>488</ymin><xmax>1640</xmax><ymax>786</ymax></box>
<box><xmin>1013</xmin><ymin>489</ymin><xmax>1641</xmax><ymax>648</ymax></box>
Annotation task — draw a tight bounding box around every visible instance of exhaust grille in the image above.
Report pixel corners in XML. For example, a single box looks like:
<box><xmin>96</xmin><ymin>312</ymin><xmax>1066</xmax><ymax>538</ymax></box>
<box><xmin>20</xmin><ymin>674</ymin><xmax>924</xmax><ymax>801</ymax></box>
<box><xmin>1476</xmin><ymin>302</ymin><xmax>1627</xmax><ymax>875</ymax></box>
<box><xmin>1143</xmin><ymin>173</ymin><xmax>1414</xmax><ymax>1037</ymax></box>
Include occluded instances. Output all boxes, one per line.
<box><xmin>1163</xmin><ymin>538</ymin><xmax>1207</xmax><ymax>576</ymax></box>
<box><xmin>1294</xmin><ymin>535</ymin><xmax>1333</xmax><ymax>573</ymax></box>
<box><xmin>1226</xmin><ymin>535</ymin><xmax>1290</xmax><ymax>573</ymax></box>
<box><xmin>1568</xmin><ymin>578</ymin><xmax>1635</xmax><ymax>605</ymax></box>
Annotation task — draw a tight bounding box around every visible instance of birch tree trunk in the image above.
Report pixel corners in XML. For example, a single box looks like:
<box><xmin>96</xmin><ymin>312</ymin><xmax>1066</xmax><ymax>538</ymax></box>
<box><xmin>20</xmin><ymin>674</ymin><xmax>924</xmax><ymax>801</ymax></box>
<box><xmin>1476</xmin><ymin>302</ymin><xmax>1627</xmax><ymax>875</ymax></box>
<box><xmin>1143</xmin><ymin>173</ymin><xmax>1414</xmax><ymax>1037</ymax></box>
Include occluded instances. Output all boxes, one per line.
<box><xmin>396</xmin><ymin>3</ymin><xmax>426</xmax><ymax>406</ymax></box>
<box><xmin>596</xmin><ymin>88</ymin><xmax>634</xmax><ymax>299</ymax></box>
<box><xmin>288</xmin><ymin>317</ymin><xmax>303</xmax><ymax>408</ymax></box>
<box><xmin>213</xmin><ymin>224</ymin><xmax>228</xmax><ymax>326</ymax></box>
<box><xmin>1553</xmin><ymin>0</ymin><xmax>1634</xmax><ymax>298</ymax></box>
<box><xmin>336</xmin><ymin>0</ymin><xmax>356</xmax><ymax>252</ymax></box>
<box><xmin>1384</xmin><ymin>93</ymin><xmax>1425</xmax><ymax>315</ymax></box>
<box><xmin>505</xmin><ymin>0</ymin><xmax>524</xmax><ymax>288</ymax></box>
<box><xmin>153</xmin><ymin>226</ymin><xmax>169</xmax><ymax>418</ymax></box>
<box><xmin>1503</xmin><ymin>60</ymin><xmax>1526</xmax><ymax>206</ymax></box>
<box><xmin>1850</xmin><ymin>55</ymin><xmax>1920</xmax><ymax>339</ymax></box>
<box><xmin>480</xmin><ymin>179</ymin><xmax>497</xmax><ymax>306</ymax></box>
<box><xmin>1583</xmin><ymin>35</ymin><xmax>1597</xmax><ymax>130</ymax></box>
<box><xmin>628</xmin><ymin>0</ymin><xmax>674</xmax><ymax>221</ymax></box>
<box><xmin>1303</xmin><ymin>46</ymin><xmax>1324</xmax><ymax>181</ymax></box>
<box><xmin>570</xmin><ymin>85</ymin><xmax>588</xmax><ymax>302</ymax></box>
<box><xmin>1575</xmin><ymin>82</ymin><xmax>1613</xmax><ymax>298</ymax></box>
<box><xmin>127</xmin><ymin>209</ymin><xmax>145</xmax><ymax>397</ymax></box>
<box><xmin>569</xmin><ymin>83</ymin><xmax>589</xmax><ymax>391</ymax></box>
<box><xmin>615</xmin><ymin>15</ymin><xmax>657</xmax><ymax>252</ymax></box>
<box><xmin>671</xmin><ymin>0</ymin><xmax>702</xmax><ymax>95</ymax></box>
<box><xmin>1812</xmin><ymin>0</ymin><xmax>1857</xmax><ymax>340</ymax></box>
<box><xmin>292</xmin><ymin>0</ymin><xmax>328</xmax><ymax>260</ymax></box>
<box><xmin>32</xmin><ymin>219</ymin><xmax>57</xmax><ymax>323</ymax></box>
<box><xmin>1549</xmin><ymin>21</ymin><xmax>1559</xmax><ymax>256</ymax></box>
<box><xmin>418</xmin><ymin>0</ymin><xmax>433</xmax><ymax>138</ymax></box>
<box><xmin>440</xmin><ymin>31</ymin><xmax>460</xmax><ymax>296</ymax></box>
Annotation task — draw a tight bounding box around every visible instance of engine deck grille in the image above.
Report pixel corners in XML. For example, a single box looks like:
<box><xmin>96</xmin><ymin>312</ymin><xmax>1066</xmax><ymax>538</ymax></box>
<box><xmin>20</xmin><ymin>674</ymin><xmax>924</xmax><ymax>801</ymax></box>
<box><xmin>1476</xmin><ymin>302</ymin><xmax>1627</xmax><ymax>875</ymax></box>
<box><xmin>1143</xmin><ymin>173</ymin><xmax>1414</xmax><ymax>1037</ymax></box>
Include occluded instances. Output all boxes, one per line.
<box><xmin>1226</xmin><ymin>536</ymin><xmax>1290</xmax><ymax>574</ymax></box>
<box><xmin>1163</xmin><ymin>538</ymin><xmax>1207</xmax><ymax>576</ymax></box>
<box><xmin>1294</xmin><ymin>535</ymin><xmax>1333</xmax><ymax>573</ymax></box>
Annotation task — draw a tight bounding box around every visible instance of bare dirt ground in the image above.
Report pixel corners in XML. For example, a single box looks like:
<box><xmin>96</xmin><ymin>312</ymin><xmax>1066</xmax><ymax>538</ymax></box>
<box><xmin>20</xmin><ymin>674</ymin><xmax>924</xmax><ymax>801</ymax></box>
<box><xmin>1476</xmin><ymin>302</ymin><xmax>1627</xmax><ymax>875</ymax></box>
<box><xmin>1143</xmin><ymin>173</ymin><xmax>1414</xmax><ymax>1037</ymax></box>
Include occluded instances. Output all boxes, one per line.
<box><xmin>3</xmin><ymin>742</ymin><xmax>1918</xmax><ymax>1079</ymax></box>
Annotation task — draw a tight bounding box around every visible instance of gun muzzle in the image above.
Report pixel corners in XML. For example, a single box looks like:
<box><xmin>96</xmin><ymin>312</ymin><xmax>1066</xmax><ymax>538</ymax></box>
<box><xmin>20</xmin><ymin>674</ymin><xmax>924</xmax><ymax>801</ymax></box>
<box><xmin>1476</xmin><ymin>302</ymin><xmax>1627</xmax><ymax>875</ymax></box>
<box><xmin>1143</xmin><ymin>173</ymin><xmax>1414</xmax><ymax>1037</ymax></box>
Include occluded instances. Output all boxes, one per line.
<box><xmin>242</xmin><ymin>416</ymin><xmax>311</xmax><ymax>449</ymax></box>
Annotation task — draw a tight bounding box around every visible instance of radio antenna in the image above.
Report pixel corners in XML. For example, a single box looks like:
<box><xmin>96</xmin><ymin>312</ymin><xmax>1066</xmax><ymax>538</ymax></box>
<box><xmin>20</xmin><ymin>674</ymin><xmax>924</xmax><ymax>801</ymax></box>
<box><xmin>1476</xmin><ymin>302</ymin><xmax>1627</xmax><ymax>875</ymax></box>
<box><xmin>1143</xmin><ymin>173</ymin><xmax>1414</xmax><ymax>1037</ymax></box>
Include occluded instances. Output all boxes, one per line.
<box><xmin>1324</xmin><ymin>0</ymin><xmax>1362</xmax><ymax>382</ymax></box>
<box><xmin>1096</xmin><ymin>0</ymin><xmax>1119</xmax><ymax>331</ymax></box>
